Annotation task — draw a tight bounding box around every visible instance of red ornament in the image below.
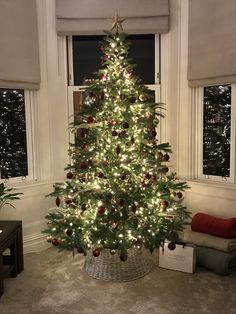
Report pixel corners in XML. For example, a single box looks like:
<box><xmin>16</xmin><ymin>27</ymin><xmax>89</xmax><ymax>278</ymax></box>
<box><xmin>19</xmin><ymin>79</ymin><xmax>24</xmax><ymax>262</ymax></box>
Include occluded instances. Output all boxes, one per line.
<box><xmin>81</xmin><ymin>143</ymin><xmax>88</xmax><ymax>150</ymax></box>
<box><xmin>87</xmin><ymin>116</ymin><xmax>95</xmax><ymax>124</ymax></box>
<box><xmin>65</xmin><ymin>198</ymin><xmax>72</xmax><ymax>205</ymax></box>
<box><xmin>123</xmin><ymin>122</ymin><xmax>129</xmax><ymax>129</ymax></box>
<box><xmin>120</xmin><ymin>254</ymin><xmax>128</xmax><ymax>262</ymax></box>
<box><xmin>163</xmin><ymin>153</ymin><xmax>170</xmax><ymax>161</ymax></box>
<box><xmin>168</xmin><ymin>242</ymin><xmax>176</xmax><ymax>251</ymax></box>
<box><xmin>145</xmin><ymin>173</ymin><xmax>152</xmax><ymax>180</ymax></box>
<box><xmin>120</xmin><ymin>173</ymin><xmax>127</xmax><ymax>180</ymax></box>
<box><xmin>162</xmin><ymin>167</ymin><xmax>169</xmax><ymax>173</ymax></box>
<box><xmin>77</xmin><ymin>247</ymin><xmax>83</xmax><ymax>254</ymax></box>
<box><xmin>112</xmin><ymin>130</ymin><xmax>118</xmax><ymax>137</ymax></box>
<box><xmin>98</xmin><ymin>172</ymin><xmax>104</xmax><ymax>178</ymax></box>
<box><xmin>55</xmin><ymin>196</ymin><xmax>60</xmax><ymax>207</ymax></box>
<box><xmin>52</xmin><ymin>238</ymin><xmax>60</xmax><ymax>246</ymax></box>
<box><xmin>161</xmin><ymin>200</ymin><xmax>169</xmax><ymax>208</ymax></box>
<box><xmin>97</xmin><ymin>206</ymin><xmax>105</xmax><ymax>214</ymax></box>
<box><xmin>93</xmin><ymin>248</ymin><xmax>101</xmax><ymax>257</ymax></box>
<box><xmin>158</xmin><ymin>152</ymin><xmax>163</xmax><ymax>160</ymax></box>
<box><xmin>66</xmin><ymin>171</ymin><xmax>73</xmax><ymax>179</ymax></box>
<box><xmin>79</xmin><ymin>162</ymin><xmax>87</xmax><ymax>169</ymax></box>
<box><xmin>119</xmin><ymin>130</ymin><xmax>127</xmax><ymax>138</ymax></box>
<box><xmin>177</xmin><ymin>191</ymin><xmax>183</xmax><ymax>199</ymax></box>
<box><xmin>66</xmin><ymin>229</ymin><xmax>73</xmax><ymax>236</ymax></box>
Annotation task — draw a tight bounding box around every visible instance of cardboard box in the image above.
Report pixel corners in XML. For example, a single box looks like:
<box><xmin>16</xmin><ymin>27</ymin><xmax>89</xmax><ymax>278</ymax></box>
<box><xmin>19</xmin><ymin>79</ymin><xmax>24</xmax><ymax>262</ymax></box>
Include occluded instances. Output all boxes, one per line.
<box><xmin>159</xmin><ymin>242</ymin><xmax>196</xmax><ymax>273</ymax></box>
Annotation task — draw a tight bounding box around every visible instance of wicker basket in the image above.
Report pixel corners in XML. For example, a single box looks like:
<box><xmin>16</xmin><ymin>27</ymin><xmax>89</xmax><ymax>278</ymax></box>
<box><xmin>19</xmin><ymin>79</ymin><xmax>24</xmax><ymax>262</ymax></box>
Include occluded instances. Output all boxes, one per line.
<box><xmin>83</xmin><ymin>246</ymin><xmax>154</xmax><ymax>281</ymax></box>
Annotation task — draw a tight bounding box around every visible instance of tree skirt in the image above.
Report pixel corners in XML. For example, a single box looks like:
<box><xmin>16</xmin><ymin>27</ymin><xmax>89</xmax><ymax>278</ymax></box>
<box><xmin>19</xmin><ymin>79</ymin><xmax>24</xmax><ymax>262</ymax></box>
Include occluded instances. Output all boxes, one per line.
<box><xmin>83</xmin><ymin>247</ymin><xmax>154</xmax><ymax>281</ymax></box>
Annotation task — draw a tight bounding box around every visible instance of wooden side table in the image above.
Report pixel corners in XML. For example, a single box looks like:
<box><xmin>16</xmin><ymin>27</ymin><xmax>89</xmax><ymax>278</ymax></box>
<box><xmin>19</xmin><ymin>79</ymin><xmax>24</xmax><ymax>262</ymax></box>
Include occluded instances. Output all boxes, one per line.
<box><xmin>0</xmin><ymin>220</ymin><xmax>24</xmax><ymax>297</ymax></box>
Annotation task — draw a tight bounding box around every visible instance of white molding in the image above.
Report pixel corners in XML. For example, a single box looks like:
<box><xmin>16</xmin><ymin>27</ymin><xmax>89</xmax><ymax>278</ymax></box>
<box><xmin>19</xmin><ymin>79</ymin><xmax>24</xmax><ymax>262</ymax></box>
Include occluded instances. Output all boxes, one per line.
<box><xmin>155</xmin><ymin>34</ymin><xmax>160</xmax><ymax>85</ymax></box>
<box><xmin>67</xmin><ymin>36</ymin><xmax>74</xmax><ymax>86</ymax></box>
<box><xmin>175</xmin><ymin>0</ymin><xmax>182</xmax><ymax>175</ymax></box>
<box><xmin>23</xmin><ymin>232</ymin><xmax>50</xmax><ymax>253</ymax></box>
<box><xmin>230</xmin><ymin>84</ymin><xmax>236</xmax><ymax>182</ymax></box>
<box><xmin>159</xmin><ymin>33</ymin><xmax>169</xmax><ymax>145</ymax></box>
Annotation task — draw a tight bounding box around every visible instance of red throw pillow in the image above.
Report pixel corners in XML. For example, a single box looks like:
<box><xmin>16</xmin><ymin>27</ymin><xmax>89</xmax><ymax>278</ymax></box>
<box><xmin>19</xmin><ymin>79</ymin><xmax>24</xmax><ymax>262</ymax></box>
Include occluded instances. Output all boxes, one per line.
<box><xmin>191</xmin><ymin>212</ymin><xmax>236</xmax><ymax>238</ymax></box>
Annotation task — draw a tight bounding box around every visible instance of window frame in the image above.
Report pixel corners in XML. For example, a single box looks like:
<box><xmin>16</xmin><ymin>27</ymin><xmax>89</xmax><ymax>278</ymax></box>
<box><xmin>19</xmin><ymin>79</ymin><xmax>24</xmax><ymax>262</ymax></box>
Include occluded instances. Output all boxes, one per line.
<box><xmin>67</xmin><ymin>34</ymin><xmax>161</xmax><ymax>147</ymax></box>
<box><xmin>0</xmin><ymin>89</ymin><xmax>36</xmax><ymax>183</ymax></box>
<box><xmin>67</xmin><ymin>34</ymin><xmax>160</xmax><ymax>86</ymax></box>
<box><xmin>194</xmin><ymin>84</ymin><xmax>236</xmax><ymax>184</ymax></box>
<box><xmin>67</xmin><ymin>84</ymin><xmax>161</xmax><ymax>148</ymax></box>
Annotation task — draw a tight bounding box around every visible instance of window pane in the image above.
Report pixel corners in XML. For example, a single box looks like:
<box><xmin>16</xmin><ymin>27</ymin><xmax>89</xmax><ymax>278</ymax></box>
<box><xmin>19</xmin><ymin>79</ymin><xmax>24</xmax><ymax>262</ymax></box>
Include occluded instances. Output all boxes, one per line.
<box><xmin>73</xmin><ymin>36</ymin><xmax>104</xmax><ymax>86</ymax></box>
<box><xmin>128</xmin><ymin>34</ymin><xmax>155</xmax><ymax>84</ymax></box>
<box><xmin>0</xmin><ymin>89</ymin><xmax>28</xmax><ymax>179</ymax></box>
<box><xmin>72</xmin><ymin>34</ymin><xmax>155</xmax><ymax>85</ymax></box>
<box><xmin>203</xmin><ymin>85</ymin><xmax>231</xmax><ymax>177</ymax></box>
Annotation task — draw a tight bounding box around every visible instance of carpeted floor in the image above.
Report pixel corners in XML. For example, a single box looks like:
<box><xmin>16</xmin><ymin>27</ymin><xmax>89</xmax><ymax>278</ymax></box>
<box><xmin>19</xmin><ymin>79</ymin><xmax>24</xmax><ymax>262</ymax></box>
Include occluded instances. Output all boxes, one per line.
<box><xmin>0</xmin><ymin>248</ymin><xmax>236</xmax><ymax>314</ymax></box>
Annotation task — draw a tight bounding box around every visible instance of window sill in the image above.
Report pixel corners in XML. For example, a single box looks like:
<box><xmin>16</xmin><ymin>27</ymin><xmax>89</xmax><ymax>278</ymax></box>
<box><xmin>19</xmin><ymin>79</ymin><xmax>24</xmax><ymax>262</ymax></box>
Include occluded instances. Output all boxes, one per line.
<box><xmin>185</xmin><ymin>179</ymin><xmax>236</xmax><ymax>202</ymax></box>
<box><xmin>187</xmin><ymin>179</ymin><xmax>236</xmax><ymax>190</ymax></box>
<box><xmin>1</xmin><ymin>180</ymin><xmax>56</xmax><ymax>195</ymax></box>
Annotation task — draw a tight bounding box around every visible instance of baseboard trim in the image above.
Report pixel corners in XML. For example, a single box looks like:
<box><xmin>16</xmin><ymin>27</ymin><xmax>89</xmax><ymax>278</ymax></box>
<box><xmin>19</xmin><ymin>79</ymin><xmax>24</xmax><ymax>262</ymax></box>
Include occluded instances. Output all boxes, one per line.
<box><xmin>23</xmin><ymin>232</ymin><xmax>51</xmax><ymax>254</ymax></box>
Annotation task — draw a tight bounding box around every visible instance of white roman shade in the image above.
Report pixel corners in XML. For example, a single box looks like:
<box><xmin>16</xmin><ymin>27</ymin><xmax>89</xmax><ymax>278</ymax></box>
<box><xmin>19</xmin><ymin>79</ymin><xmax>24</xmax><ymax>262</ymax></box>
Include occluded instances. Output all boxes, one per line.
<box><xmin>188</xmin><ymin>0</ymin><xmax>236</xmax><ymax>87</ymax></box>
<box><xmin>0</xmin><ymin>0</ymin><xmax>40</xmax><ymax>90</ymax></box>
<box><xmin>56</xmin><ymin>0</ymin><xmax>169</xmax><ymax>35</ymax></box>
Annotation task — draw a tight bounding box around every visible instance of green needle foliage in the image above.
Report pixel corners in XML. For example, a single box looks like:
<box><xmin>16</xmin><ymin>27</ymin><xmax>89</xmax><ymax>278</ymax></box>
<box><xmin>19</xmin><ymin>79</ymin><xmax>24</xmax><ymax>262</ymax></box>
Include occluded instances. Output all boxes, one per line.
<box><xmin>44</xmin><ymin>30</ymin><xmax>191</xmax><ymax>260</ymax></box>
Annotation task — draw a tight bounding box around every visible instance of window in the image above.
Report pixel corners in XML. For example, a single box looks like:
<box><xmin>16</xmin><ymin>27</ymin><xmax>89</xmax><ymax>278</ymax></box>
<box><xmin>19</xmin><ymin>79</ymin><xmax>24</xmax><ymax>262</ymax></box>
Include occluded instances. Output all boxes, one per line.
<box><xmin>71</xmin><ymin>34</ymin><xmax>157</xmax><ymax>86</ymax></box>
<box><xmin>0</xmin><ymin>88</ymin><xmax>35</xmax><ymax>182</ymax></box>
<box><xmin>195</xmin><ymin>84</ymin><xmax>235</xmax><ymax>183</ymax></box>
<box><xmin>67</xmin><ymin>34</ymin><xmax>160</xmax><ymax>142</ymax></box>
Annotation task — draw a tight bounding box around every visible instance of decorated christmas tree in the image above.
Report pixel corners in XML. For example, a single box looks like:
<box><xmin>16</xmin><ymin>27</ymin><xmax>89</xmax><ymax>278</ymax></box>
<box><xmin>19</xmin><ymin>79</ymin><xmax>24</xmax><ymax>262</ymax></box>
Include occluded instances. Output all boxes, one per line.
<box><xmin>44</xmin><ymin>18</ymin><xmax>190</xmax><ymax>266</ymax></box>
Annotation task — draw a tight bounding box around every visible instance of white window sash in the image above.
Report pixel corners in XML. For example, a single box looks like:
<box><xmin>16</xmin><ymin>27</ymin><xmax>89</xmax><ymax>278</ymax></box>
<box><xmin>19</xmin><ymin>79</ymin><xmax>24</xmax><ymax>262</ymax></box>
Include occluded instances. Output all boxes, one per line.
<box><xmin>67</xmin><ymin>34</ymin><xmax>161</xmax><ymax>150</ymax></box>
<box><xmin>195</xmin><ymin>84</ymin><xmax>235</xmax><ymax>184</ymax></box>
<box><xmin>67</xmin><ymin>35</ymin><xmax>160</xmax><ymax>87</ymax></box>
<box><xmin>67</xmin><ymin>84</ymin><xmax>161</xmax><ymax>150</ymax></box>
<box><xmin>0</xmin><ymin>90</ymin><xmax>36</xmax><ymax>183</ymax></box>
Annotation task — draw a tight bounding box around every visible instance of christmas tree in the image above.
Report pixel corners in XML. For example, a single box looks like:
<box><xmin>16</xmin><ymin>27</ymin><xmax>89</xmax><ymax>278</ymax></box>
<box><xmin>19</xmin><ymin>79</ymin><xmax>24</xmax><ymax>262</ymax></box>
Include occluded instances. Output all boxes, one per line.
<box><xmin>44</xmin><ymin>20</ymin><xmax>190</xmax><ymax>262</ymax></box>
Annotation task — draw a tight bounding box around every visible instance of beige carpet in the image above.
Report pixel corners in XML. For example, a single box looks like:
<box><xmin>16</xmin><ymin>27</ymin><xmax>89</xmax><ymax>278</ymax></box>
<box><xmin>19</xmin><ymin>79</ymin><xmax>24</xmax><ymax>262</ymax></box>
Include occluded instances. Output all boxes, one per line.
<box><xmin>0</xmin><ymin>247</ymin><xmax>236</xmax><ymax>314</ymax></box>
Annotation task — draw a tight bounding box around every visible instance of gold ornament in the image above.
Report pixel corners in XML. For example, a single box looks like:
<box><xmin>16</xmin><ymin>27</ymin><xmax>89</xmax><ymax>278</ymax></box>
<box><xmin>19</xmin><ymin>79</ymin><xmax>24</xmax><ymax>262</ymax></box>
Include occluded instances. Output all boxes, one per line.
<box><xmin>110</xmin><ymin>249</ymin><xmax>117</xmax><ymax>255</ymax></box>
<box><xmin>111</xmin><ymin>12</ymin><xmax>125</xmax><ymax>32</ymax></box>
<box><xmin>70</xmin><ymin>127</ymin><xmax>77</xmax><ymax>134</ymax></box>
<box><xmin>46</xmin><ymin>235</ymin><xmax>52</xmax><ymax>243</ymax></box>
<box><xmin>112</xmin><ymin>222</ymin><xmax>118</xmax><ymax>229</ymax></box>
<box><xmin>139</xmin><ymin>94</ymin><xmax>148</xmax><ymax>102</ymax></box>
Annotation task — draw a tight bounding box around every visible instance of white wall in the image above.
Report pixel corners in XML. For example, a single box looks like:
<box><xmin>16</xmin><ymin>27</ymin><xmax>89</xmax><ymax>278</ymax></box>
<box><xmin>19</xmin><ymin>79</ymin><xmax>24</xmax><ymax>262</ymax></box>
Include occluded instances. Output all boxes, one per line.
<box><xmin>0</xmin><ymin>0</ymin><xmax>69</xmax><ymax>253</ymax></box>
<box><xmin>161</xmin><ymin>0</ymin><xmax>236</xmax><ymax>218</ymax></box>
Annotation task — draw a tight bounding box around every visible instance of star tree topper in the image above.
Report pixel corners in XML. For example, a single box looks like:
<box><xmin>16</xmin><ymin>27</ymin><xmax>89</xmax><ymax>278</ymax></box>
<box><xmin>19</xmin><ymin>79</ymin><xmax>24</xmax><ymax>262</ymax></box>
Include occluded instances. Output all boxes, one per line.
<box><xmin>111</xmin><ymin>12</ymin><xmax>125</xmax><ymax>32</ymax></box>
